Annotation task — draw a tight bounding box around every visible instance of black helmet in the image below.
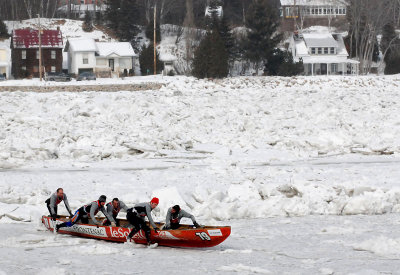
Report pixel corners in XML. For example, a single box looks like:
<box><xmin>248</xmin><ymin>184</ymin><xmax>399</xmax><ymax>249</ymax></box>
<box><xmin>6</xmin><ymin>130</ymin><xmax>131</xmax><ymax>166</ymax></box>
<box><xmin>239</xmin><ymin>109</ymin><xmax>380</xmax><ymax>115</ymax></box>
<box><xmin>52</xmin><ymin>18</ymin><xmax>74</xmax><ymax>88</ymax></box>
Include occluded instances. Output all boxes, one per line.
<box><xmin>99</xmin><ymin>195</ymin><xmax>107</xmax><ymax>203</ymax></box>
<box><xmin>172</xmin><ymin>205</ymin><xmax>181</xmax><ymax>212</ymax></box>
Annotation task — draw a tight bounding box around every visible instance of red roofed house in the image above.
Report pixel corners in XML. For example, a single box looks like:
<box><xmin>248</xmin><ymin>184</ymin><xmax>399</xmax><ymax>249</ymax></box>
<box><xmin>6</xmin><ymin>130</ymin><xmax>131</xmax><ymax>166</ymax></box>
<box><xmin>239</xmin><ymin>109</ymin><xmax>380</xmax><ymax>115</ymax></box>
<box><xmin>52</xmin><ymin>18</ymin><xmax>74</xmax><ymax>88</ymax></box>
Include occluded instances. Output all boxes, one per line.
<box><xmin>11</xmin><ymin>28</ymin><xmax>63</xmax><ymax>79</ymax></box>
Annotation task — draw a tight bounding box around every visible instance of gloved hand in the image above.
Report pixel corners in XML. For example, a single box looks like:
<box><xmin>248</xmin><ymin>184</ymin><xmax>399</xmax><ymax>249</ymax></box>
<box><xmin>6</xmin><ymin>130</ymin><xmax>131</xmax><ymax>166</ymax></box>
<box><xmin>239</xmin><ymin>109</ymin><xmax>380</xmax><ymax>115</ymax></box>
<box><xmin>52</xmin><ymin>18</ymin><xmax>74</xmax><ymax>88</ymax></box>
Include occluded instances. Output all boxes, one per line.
<box><xmin>154</xmin><ymin>227</ymin><xmax>159</xmax><ymax>233</ymax></box>
<box><xmin>111</xmin><ymin>222</ymin><xmax>116</xmax><ymax>227</ymax></box>
<box><xmin>96</xmin><ymin>222</ymin><xmax>102</xmax><ymax>228</ymax></box>
<box><xmin>52</xmin><ymin>214</ymin><xmax>57</xmax><ymax>221</ymax></box>
<box><xmin>69</xmin><ymin>213</ymin><xmax>73</xmax><ymax>218</ymax></box>
<box><xmin>193</xmin><ymin>222</ymin><xmax>202</xmax><ymax>228</ymax></box>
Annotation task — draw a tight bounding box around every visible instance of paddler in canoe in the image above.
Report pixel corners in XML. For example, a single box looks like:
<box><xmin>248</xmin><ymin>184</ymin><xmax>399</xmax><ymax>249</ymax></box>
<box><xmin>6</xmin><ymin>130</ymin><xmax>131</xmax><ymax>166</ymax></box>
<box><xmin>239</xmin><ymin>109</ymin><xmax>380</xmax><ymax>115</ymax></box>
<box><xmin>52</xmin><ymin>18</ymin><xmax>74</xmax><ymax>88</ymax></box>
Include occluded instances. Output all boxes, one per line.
<box><xmin>56</xmin><ymin>195</ymin><xmax>115</xmax><ymax>232</ymax></box>
<box><xmin>45</xmin><ymin>188</ymin><xmax>73</xmax><ymax>221</ymax></box>
<box><xmin>163</xmin><ymin>205</ymin><xmax>202</xmax><ymax>230</ymax></box>
<box><xmin>126</xmin><ymin>197</ymin><xmax>160</xmax><ymax>245</ymax></box>
<box><xmin>103</xmin><ymin>197</ymin><xmax>129</xmax><ymax>226</ymax></box>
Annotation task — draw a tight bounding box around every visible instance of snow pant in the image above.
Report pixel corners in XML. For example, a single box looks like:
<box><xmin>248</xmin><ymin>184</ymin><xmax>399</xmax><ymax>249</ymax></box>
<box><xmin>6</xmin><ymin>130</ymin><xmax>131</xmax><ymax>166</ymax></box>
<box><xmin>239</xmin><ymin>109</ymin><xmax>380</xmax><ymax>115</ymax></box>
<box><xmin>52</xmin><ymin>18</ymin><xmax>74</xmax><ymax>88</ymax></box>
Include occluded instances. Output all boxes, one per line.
<box><xmin>126</xmin><ymin>212</ymin><xmax>151</xmax><ymax>242</ymax></box>
<box><xmin>45</xmin><ymin>198</ymin><xmax>58</xmax><ymax>218</ymax></box>
<box><xmin>103</xmin><ymin>214</ymin><xmax>119</xmax><ymax>226</ymax></box>
<box><xmin>57</xmin><ymin>207</ymin><xmax>89</xmax><ymax>229</ymax></box>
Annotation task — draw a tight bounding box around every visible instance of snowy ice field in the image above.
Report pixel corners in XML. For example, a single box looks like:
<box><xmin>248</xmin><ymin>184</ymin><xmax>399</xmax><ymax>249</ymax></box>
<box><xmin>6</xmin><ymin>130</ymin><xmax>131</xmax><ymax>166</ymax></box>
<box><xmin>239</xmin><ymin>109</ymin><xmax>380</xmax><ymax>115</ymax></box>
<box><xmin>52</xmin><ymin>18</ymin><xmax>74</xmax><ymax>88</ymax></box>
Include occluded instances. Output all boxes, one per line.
<box><xmin>1</xmin><ymin>75</ymin><xmax>400</xmax><ymax>274</ymax></box>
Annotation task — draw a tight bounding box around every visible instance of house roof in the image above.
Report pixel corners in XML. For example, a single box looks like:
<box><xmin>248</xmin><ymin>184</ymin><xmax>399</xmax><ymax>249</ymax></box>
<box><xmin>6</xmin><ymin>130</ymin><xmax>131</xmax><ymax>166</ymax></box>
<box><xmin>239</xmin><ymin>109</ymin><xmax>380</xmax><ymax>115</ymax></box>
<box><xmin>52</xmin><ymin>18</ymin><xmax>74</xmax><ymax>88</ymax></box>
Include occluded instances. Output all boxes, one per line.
<box><xmin>280</xmin><ymin>0</ymin><xmax>347</xmax><ymax>6</ymax></box>
<box><xmin>291</xmin><ymin>32</ymin><xmax>350</xmax><ymax>62</ymax></box>
<box><xmin>12</xmin><ymin>29</ymin><xmax>63</xmax><ymax>49</ymax></box>
<box><xmin>65</xmin><ymin>38</ymin><xmax>136</xmax><ymax>57</ymax></box>
<box><xmin>96</xmin><ymin>42</ymin><xmax>136</xmax><ymax>57</ymax></box>
<box><xmin>67</xmin><ymin>38</ymin><xmax>98</xmax><ymax>52</ymax></box>
<box><xmin>303</xmin><ymin>33</ymin><xmax>338</xmax><ymax>48</ymax></box>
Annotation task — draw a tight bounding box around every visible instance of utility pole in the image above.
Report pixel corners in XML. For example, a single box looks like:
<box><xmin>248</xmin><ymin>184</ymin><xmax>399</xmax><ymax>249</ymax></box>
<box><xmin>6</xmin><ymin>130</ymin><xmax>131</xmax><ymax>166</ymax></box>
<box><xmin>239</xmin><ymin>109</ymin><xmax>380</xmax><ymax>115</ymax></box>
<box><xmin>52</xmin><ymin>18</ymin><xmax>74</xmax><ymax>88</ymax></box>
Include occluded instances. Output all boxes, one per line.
<box><xmin>38</xmin><ymin>14</ymin><xmax>43</xmax><ymax>81</ymax></box>
<box><xmin>154</xmin><ymin>5</ymin><xmax>157</xmax><ymax>75</ymax></box>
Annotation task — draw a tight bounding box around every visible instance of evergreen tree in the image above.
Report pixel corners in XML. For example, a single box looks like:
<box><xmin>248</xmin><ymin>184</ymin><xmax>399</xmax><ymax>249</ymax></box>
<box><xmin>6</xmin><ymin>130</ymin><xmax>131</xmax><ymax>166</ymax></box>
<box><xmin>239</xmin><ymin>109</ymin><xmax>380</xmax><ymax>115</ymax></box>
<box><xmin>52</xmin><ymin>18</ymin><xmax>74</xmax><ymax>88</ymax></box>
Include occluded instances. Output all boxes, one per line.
<box><xmin>384</xmin><ymin>51</ymin><xmax>400</xmax><ymax>75</ymax></box>
<box><xmin>192</xmin><ymin>29</ymin><xmax>229</xmax><ymax>78</ymax></box>
<box><xmin>83</xmin><ymin>11</ymin><xmax>94</xmax><ymax>32</ymax></box>
<box><xmin>381</xmin><ymin>23</ymin><xmax>398</xmax><ymax>62</ymax></box>
<box><xmin>139</xmin><ymin>44</ymin><xmax>164</xmax><ymax>75</ymax></box>
<box><xmin>105</xmin><ymin>0</ymin><xmax>120</xmax><ymax>31</ymax></box>
<box><xmin>218</xmin><ymin>15</ymin><xmax>236</xmax><ymax>62</ymax></box>
<box><xmin>265</xmin><ymin>49</ymin><xmax>303</xmax><ymax>76</ymax></box>
<box><xmin>0</xmin><ymin>19</ymin><xmax>9</xmax><ymax>39</ymax></box>
<box><xmin>244</xmin><ymin>0</ymin><xmax>282</xmax><ymax>74</ymax></box>
<box><xmin>105</xmin><ymin>0</ymin><xmax>141</xmax><ymax>49</ymax></box>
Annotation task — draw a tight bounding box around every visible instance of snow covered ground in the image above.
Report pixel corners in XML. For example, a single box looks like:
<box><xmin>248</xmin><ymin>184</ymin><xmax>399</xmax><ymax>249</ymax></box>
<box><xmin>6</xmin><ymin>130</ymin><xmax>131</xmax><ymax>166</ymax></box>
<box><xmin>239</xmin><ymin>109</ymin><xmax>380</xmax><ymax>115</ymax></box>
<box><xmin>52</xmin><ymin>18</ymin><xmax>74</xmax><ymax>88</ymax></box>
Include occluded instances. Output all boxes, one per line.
<box><xmin>1</xmin><ymin>75</ymin><xmax>400</xmax><ymax>273</ymax></box>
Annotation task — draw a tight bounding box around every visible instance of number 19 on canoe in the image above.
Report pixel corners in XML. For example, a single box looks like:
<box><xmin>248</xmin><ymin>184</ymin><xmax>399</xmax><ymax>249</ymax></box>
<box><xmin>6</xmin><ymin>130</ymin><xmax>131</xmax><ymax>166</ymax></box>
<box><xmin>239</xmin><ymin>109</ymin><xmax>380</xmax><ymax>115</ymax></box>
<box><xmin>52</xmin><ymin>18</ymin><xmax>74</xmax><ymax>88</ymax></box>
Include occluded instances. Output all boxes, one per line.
<box><xmin>195</xmin><ymin>232</ymin><xmax>211</xmax><ymax>241</ymax></box>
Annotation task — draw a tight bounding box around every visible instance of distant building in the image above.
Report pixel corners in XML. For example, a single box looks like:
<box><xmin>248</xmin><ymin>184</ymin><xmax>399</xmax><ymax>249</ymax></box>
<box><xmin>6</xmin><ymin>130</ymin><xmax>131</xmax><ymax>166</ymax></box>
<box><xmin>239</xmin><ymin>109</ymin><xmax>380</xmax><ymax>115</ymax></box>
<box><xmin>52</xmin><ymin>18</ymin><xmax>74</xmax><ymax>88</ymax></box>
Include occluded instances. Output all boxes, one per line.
<box><xmin>57</xmin><ymin>0</ymin><xmax>107</xmax><ymax>19</ymax></box>
<box><xmin>11</xmin><ymin>29</ymin><xmax>63</xmax><ymax>79</ymax></box>
<box><xmin>65</xmin><ymin>38</ymin><xmax>136</xmax><ymax>77</ymax></box>
<box><xmin>289</xmin><ymin>32</ymin><xmax>359</xmax><ymax>75</ymax></box>
<box><xmin>0</xmin><ymin>38</ymin><xmax>11</xmax><ymax>78</ymax></box>
<box><xmin>279</xmin><ymin>0</ymin><xmax>348</xmax><ymax>32</ymax></box>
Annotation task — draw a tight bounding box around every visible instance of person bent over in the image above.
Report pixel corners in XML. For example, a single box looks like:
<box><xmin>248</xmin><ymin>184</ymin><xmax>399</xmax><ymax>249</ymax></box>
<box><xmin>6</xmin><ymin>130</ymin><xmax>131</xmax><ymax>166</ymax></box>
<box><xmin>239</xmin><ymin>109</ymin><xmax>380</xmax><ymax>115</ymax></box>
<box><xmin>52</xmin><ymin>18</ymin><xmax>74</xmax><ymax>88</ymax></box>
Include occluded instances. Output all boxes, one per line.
<box><xmin>56</xmin><ymin>195</ymin><xmax>114</xmax><ymax>232</ymax></box>
<box><xmin>126</xmin><ymin>197</ymin><xmax>159</xmax><ymax>245</ymax></box>
<box><xmin>103</xmin><ymin>198</ymin><xmax>128</xmax><ymax>227</ymax></box>
<box><xmin>45</xmin><ymin>188</ymin><xmax>73</xmax><ymax>221</ymax></box>
<box><xmin>164</xmin><ymin>205</ymin><xmax>201</xmax><ymax>230</ymax></box>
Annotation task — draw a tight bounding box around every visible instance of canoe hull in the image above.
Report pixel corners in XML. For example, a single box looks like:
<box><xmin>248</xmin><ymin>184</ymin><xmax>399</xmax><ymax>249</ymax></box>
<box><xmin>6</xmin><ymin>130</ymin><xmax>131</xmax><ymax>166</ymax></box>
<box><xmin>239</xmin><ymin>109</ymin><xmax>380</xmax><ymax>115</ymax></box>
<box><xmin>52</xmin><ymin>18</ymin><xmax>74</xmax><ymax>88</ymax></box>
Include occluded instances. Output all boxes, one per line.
<box><xmin>41</xmin><ymin>215</ymin><xmax>230</xmax><ymax>248</ymax></box>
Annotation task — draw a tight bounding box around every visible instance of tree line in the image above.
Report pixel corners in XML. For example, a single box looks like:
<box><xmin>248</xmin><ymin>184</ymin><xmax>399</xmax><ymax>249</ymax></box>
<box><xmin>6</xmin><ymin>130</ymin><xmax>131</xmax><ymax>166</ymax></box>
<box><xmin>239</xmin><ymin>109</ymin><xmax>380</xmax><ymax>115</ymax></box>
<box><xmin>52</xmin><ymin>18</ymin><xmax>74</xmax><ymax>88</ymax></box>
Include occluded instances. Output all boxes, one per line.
<box><xmin>0</xmin><ymin>0</ymin><xmax>399</xmax><ymax>76</ymax></box>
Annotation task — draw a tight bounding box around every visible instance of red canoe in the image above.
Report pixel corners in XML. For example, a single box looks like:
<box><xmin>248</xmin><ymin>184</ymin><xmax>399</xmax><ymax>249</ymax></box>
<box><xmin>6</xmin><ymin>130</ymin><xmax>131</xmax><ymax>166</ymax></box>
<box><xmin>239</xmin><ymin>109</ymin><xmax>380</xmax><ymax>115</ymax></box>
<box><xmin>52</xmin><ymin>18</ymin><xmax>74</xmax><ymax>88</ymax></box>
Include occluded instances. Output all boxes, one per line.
<box><xmin>42</xmin><ymin>215</ymin><xmax>231</xmax><ymax>248</ymax></box>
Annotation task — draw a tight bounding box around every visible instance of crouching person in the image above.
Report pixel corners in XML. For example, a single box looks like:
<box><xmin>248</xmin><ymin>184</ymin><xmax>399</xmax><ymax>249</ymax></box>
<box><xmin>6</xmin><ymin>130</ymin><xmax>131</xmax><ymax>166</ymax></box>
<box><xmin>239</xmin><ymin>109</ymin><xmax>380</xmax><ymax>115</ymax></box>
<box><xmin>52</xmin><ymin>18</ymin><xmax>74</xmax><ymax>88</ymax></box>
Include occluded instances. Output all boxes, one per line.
<box><xmin>56</xmin><ymin>195</ymin><xmax>115</xmax><ymax>232</ymax></box>
<box><xmin>45</xmin><ymin>188</ymin><xmax>73</xmax><ymax>221</ymax></box>
<box><xmin>126</xmin><ymin>197</ymin><xmax>159</xmax><ymax>245</ymax></box>
<box><xmin>103</xmin><ymin>198</ymin><xmax>128</xmax><ymax>227</ymax></box>
<box><xmin>164</xmin><ymin>205</ymin><xmax>201</xmax><ymax>230</ymax></box>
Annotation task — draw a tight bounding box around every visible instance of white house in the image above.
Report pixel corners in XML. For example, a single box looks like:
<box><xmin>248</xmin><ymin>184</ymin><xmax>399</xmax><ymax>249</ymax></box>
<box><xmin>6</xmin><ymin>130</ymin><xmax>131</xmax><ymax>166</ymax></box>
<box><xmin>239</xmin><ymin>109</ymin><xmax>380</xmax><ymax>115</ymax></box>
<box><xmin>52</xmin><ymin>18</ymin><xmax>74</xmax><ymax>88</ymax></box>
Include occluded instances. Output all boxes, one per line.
<box><xmin>0</xmin><ymin>38</ymin><xmax>11</xmax><ymax>78</ymax></box>
<box><xmin>289</xmin><ymin>32</ymin><xmax>359</xmax><ymax>75</ymax></box>
<box><xmin>65</xmin><ymin>38</ymin><xmax>136</xmax><ymax>76</ymax></box>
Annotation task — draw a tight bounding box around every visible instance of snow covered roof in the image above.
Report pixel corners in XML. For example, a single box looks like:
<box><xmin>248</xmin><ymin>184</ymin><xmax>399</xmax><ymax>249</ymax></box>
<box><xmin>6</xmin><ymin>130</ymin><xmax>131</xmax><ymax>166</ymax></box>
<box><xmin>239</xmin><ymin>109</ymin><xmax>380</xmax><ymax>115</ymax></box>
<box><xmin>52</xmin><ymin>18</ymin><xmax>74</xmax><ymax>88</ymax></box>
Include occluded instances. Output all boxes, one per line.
<box><xmin>12</xmin><ymin>29</ymin><xmax>63</xmax><ymax>49</ymax></box>
<box><xmin>303</xmin><ymin>33</ymin><xmax>338</xmax><ymax>48</ymax></box>
<box><xmin>291</xmin><ymin>32</ymin><xmax>351</xmax><ymax>62</ymax></box>
<box><xmin>280</xmin><ymin>0</ymin><xmax>348</xmax><ymax>6</ymax></box>
<box><xmin>66</xmin><ymin>38</ymin><xmax>98</xmax><ymax>52</ymax></box>
<box><xmin>96</xmin><ymin>42</ymin><xmax>136</xmax><ymax>57</ymax></box>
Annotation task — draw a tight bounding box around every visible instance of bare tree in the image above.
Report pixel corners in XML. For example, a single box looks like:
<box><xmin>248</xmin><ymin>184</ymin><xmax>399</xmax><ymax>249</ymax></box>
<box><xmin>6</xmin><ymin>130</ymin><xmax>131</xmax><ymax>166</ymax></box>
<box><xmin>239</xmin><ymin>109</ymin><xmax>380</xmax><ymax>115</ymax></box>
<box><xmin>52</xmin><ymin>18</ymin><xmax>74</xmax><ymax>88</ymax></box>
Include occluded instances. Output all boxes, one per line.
<box><xmin>348</xmin><ymin>0</ymin><xmax>396</xmax><ymax>74</ymax></box>
<box><xmin>182</xmin><ymin>0</ymin><xmax>195</xmax><ymax>74</ymax></box>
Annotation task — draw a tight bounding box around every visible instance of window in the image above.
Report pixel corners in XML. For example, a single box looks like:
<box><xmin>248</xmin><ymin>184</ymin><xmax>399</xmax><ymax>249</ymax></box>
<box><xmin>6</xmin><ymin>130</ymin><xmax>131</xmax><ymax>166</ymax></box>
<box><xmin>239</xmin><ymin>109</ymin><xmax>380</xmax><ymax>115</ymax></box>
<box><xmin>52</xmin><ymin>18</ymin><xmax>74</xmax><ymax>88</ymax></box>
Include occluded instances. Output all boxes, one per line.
<box><xmin>21</xmin><ymin>66</ymin><xmax>26</xmax><ymax>71</ymax></box>
<box><xmin>22</xmin><ymin>50</ymin><xmax>26</xmax><ymax>59</ymax></box>
<box><xmin>324</xmin><ymin>48</ymin><xmax>328</xmax><ymax>54</ymax></box>
<box><xmin>285</xmin><ymin>7</ymin><xmax>291</xmax><ymax>17</ymax></box>
<box><xmin>311</xmin><ymin>48</ymin><xmax>316</xmax><ymax>54</ymax></box>
<box><xmin>82</xmin><ymin>54</ymin><xmax>89</xmax><ymax>64</ymax></box>
<box><xmin>330</xmin><ymin>47</ymin><xmax>335</xmax><ymax>54</ymax></box>
<box><xmin>331</xmin><ymin>63</ymin><xmax>338</xmax><ymax>73</ymax></box>
<box><xmin>36</xmin><ymin>50</ymin><xmax>40</xmax><ymax>59</ymax></box>
<box><xmin>51</xmin><ymin>50</ymin><xmax>56</xmax><ymax>59</ymax></box>
<box><xmin>51</xmin><ymin>66</ymin><xmax>56</xmax><ymax>72</ymax></box>
<box><xmin>318</xmin><ymin>48</ymin><xmax>322</xmax><ymax>54</ymax></box>
<box><xmin>323</xmin><ymin>8</ymin><xmax>327</xmax><ymax>14</ymax></box>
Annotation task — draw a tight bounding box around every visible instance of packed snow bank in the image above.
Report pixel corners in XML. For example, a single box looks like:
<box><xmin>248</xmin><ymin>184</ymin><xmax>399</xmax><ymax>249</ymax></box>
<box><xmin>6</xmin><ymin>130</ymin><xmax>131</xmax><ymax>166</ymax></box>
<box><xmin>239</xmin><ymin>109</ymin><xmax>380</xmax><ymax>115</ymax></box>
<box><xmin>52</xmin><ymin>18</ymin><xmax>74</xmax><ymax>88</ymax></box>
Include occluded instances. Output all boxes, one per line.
<box><xmin>1</xmin><ymin>75</ymin><xmax>400</xmax><ymax>165</ymax></box>
<box><xmin>2</xmin><ymin>75</ymin><xmax>400</xmax><ymax>220</ymax></box>
<box><xmin>2</xmin><ymin>155</ymin><xmax>400</xmax><ymax>222</ymax></box>
<box><xmin>353</xmin><ymin>236</ymin><xmax>400</xmax><ymax>257</ymax></box>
